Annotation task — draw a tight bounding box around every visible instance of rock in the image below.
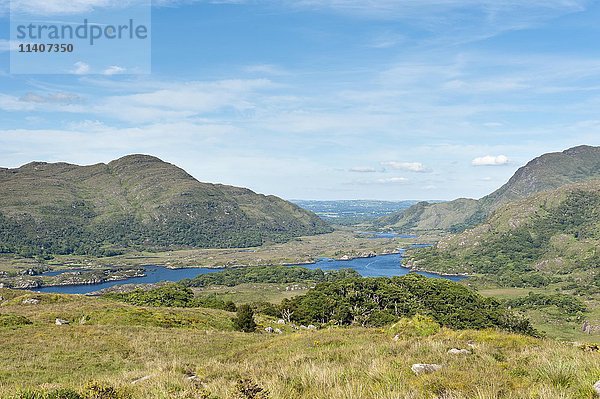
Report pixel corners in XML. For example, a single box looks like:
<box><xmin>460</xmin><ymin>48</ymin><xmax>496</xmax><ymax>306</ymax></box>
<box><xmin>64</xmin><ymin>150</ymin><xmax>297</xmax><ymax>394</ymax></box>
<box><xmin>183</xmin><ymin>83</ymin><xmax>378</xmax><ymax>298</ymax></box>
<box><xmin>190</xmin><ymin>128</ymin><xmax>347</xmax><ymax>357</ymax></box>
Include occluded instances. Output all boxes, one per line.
<box><xmin>274</xmin><ymin>328</ymin><xmax>282</xmax><ymax>334</ymax></box>
<box><xmin>277</xmin><ymin>319</ymin><xmax>286</xmax><ymax>324</ymax></box>
<box><xmin>593</xmin><ymin>380</ymin><xmax>600</xmax><ymax>397</ymax></box>
<box><xmin>447</xmin><ymin>348</ymin><xmax>471</xmax><ymax>355</ymax></box>
<box><xmin>307</xmin><ymin>325</ymin><xmax>317</xmax><ymax>330</ymax></box>
<box><xmin>22</xmin><ymin>298</ymin><xmax>40</xmax><ymax>305</ymax></box>
<box><xmin>300</xmin><ymin>325</ymin><xmax>308</xmax><ymax>329</ymax></box>
<box><xmin>392</xmin><ymin>334</ymin><xmax>400</xmax><ymax>342</ymax></box>
<box><xmin>55</xmin><ymin>318</ymin><xmax>70</xmax><ymax>325</ymax></box>
<box><xmin>132</xmin><ymin>375</ymin><xmax>153</xmax><ymax>384</ymax></box>
<box><xmin>265</xmin><ymin>327</ymin><xmax>274</xmax><ymax>333</ymax></box>
<box><xmin>411</xmin><ymin>364</ymin><xmax>442</xmax><ymax>375</ymax></box>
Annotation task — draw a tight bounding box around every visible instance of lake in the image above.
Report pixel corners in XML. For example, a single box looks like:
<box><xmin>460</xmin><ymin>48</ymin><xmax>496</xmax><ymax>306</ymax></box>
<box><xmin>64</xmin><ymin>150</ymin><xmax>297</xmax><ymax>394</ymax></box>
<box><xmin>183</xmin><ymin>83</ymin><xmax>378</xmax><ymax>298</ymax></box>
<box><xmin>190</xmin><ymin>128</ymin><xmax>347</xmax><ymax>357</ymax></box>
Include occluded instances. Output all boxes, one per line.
<box><xmin>36</xmin><ymin>250</ymin><xmax>464</xmax><ymax>295</ymax></box>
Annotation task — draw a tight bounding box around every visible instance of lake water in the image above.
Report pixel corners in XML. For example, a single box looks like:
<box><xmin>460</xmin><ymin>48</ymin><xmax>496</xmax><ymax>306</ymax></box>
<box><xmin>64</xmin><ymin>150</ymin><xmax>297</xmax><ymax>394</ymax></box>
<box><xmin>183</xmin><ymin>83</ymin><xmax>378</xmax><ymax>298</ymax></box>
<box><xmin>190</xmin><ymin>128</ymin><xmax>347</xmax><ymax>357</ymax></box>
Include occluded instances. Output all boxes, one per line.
<box><xmin>36</xmin><ymin>249</ymin><xmax>464</xmax><ymax>295</ymax></box>
<box><xmin>355</xmin><ymin>231</ymin><xmax>418</xmax><ymax>239</ymax></box>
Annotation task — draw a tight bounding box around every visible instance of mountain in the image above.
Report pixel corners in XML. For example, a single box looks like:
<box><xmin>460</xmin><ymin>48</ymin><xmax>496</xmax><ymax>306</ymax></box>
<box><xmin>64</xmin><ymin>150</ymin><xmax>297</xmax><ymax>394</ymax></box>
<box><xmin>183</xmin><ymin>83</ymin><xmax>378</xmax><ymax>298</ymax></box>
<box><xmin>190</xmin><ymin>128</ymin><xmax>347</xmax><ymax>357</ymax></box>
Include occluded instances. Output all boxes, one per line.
<box><xmin>407</xmin><ymin>179</ymin><xmax>600</xmax><ymax>291</ymax></box>
<box><xmin>379</xmin><ymin>145</ymin><xmax>600</xmax><ymax>232</ymax></box>
<box><xmin>0</xmin><ymin>155</ymin><xmax>331</xmax><ymax>256</ymax></box>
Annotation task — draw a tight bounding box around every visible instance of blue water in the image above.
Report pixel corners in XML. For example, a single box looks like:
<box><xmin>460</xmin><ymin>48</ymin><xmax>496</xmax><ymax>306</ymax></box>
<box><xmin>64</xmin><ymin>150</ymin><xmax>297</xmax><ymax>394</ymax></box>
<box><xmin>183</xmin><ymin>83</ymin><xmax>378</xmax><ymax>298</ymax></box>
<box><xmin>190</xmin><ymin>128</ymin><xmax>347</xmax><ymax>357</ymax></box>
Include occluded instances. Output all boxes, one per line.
<box><xmin>36</xmin><ymin>265</ymin><xmax>221</xmax><ymax>294</ymax></box>
<box><xmin>35</xmin><ymin>250</ymin><xmax>463</xmax><ymax>295</ymax></box>
<box><xmin>302</xmin><ymin>252</ymin><xmax>463</xmax><ymax>280</ymax></box>
<box><xmin>356</xmin><ymin>231</ymin><xmax>418</xmax><ymax>239</ymax></box>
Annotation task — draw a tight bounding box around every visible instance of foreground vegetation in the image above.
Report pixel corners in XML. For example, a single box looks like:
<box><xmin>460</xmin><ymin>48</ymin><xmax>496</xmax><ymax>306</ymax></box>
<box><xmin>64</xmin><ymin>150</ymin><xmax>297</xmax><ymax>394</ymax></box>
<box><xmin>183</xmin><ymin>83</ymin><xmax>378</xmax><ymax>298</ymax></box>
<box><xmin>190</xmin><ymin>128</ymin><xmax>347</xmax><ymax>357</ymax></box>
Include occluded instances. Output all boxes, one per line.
<box><xmin>1</xmin><ymin>287</ymin><xmax>599</xmax><ymax>398</ymax></box>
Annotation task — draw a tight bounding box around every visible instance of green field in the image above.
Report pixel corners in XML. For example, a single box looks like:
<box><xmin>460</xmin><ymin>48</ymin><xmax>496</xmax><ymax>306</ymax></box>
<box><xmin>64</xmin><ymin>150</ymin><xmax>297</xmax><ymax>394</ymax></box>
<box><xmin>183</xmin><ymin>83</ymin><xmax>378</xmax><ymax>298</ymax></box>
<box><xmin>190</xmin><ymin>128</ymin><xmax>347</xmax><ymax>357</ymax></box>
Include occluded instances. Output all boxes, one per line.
<box><xmin>1</xmin><ymin>288</ymin><xmax>600</xmax><ymax>399</ymax></box>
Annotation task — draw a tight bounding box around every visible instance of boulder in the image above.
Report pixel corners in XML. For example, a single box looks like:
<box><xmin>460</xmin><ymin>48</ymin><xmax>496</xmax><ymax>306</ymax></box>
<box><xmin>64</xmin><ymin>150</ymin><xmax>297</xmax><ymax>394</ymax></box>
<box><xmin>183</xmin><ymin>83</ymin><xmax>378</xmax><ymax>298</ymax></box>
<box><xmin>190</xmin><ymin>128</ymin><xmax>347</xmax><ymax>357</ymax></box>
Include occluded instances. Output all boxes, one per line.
<box><xmin>447</xmin><ymin>348</ymin><xmax>471</xmax><ymax>355</ymax></box>
<box><xmin>265</xmin><ymin>327</ymin><xmax>274</xmax><ymax>333</ymax></box>
<box><xmin>593</xmin><ymin>380</ymin><xmax>600</xmax><ymax>397</ymax></box>
<box><xmin>55</xmin><ymin>318</ymin><xmax>70</xmax><ymax>325</ymax></box>
<box><xmin>277</xmin><ymin>319</ymin><xmax>286</xmax><ymax>324</ymax></box>
<box><xmin>22</xmin><ymin>298</ymin><xmax>40</xmax><ymax>305</ymax></box>
<box><xmin>307</xmin><ymin>325</ymin><xmax>317</xmax><ymax>330</ymax></box>
<box><xmin>411</xmin><ymin>364</ymin><xmax>442</xmax><ymax>375</ymax></box>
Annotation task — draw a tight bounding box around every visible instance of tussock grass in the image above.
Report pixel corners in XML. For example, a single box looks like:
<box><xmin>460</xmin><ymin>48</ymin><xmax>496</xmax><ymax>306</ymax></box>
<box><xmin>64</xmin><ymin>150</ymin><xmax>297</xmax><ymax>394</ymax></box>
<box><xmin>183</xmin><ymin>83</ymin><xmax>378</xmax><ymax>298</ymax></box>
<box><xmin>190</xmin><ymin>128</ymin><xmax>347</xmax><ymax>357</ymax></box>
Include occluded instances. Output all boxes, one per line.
<box><xmin>1</xmin><ymin>290</ymin><xmax>599</xmax><ymax>398</ymax></box>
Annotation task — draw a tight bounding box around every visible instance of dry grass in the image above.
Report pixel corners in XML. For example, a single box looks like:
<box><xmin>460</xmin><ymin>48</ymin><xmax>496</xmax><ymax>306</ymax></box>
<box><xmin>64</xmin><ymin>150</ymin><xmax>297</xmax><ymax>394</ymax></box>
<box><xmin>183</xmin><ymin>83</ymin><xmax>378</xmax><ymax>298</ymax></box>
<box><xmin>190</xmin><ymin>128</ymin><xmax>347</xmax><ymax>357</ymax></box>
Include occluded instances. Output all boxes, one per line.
<box><xmin>1</xmin><ymin>289</ymin><xmax>599</xmax><ymax>398</ymax></box>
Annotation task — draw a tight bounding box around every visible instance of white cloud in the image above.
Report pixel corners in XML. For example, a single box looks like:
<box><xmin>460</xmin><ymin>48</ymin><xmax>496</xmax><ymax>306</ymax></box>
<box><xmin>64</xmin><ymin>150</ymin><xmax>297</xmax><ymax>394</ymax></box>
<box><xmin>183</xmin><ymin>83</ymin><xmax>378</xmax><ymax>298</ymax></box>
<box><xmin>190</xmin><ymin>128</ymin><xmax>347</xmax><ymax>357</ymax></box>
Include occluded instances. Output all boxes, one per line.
<box><xmin>244</xmin><ymin>64</ymin><xmax>288</xmax><ymax>75</ymax></box>
<box><xmin>349</xmin><ymin>166</ymin><xmax>376</xmax><ymax>173</ymax></box>
<box><xmin>20</xmin><ymin>92</ymin><xmax>82</xmax><ymax>104</ymax></box>
<box><xmin>376</xmin><ymin>177</ymin><xmax>409</xmax><ymax>184</ymax></box>
<box><xmin>471</xmin><ymin>155</ymin><xmax>510</xmax><ymax>166</ymax></box>
<box><xmin>103</xmin><ymin>66</ymin><xmax>126</xmax><ymax>76</ymax></box>
<box><xmin>381</xmin><ymin>161</ymin><xmax>430</xmax><ymax>173</ymax></box>
<box><xmin>0</xmin><ymin>40</ymin><xmax>18</xmax><ymax>53</ymax></box>
<box><xmin>71</xmin><ymin>62</ymin><xmax>91</xmax><ymax>75</ymax></box>
<box><xmin>7</xmin><ymin>0</ymin><xmax>147</xmax><ymax>15</ymax></box>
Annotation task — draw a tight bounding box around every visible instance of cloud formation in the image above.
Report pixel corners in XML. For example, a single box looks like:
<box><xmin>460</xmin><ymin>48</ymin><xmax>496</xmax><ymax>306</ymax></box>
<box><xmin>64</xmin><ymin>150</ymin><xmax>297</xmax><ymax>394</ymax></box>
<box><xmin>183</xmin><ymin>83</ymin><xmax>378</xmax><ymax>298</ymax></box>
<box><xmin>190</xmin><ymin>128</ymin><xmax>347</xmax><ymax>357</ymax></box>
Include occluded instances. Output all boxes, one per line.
<box><xmin>471</xmin><ymin>155</ymin><xmax>510</xmax><ymax>166</ymax></box>
<box><xmin>349</xmin><ymin>167</ymin><xmax>377</xmax><ymax>173</ymax></box>
<box><xmin>382</xmin><ymin>161</ymin><xmax>430</xmax><ymax>173</ymax></box>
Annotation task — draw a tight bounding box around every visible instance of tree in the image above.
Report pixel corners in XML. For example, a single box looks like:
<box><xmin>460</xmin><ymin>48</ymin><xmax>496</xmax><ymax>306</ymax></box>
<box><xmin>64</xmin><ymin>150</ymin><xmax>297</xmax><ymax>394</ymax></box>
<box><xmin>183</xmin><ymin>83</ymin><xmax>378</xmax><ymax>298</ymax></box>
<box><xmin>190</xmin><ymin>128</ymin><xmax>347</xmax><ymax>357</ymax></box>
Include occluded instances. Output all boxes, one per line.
<box><xmin>233</xmin><ymin>304</ymin><xmax>257</xmax><ymax>332</ymax></box>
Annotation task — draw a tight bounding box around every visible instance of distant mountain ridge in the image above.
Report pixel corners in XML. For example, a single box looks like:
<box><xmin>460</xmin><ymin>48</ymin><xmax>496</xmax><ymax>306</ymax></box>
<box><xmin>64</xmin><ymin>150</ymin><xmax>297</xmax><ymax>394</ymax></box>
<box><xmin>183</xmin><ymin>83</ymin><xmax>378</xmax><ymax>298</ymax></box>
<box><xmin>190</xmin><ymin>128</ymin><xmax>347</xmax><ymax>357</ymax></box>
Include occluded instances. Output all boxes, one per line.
<box><xmin>0</xmin><ymin>155</ymin><xmax>331</xmax><ymax>256</ymax></box>
<box><xmin>379</xmin><ymin>145</ymin><xmax>600</xmax><ymax>232</ymax></box>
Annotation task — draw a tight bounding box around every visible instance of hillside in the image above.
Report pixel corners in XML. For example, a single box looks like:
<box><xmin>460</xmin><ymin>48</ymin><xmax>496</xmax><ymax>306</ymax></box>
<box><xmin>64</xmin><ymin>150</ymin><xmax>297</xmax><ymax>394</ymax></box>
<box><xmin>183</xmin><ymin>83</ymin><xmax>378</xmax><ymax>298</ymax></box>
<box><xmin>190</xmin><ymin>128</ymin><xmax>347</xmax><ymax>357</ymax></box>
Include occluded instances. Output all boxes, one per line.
<box><xmin>1</xmin><ymin>288</ymin><xmax>599</xmax><ymax>398</ymax></box>
<box><xmin>0</xmin><ymin>155</ymin><xmax>331</xmax><ymax>256</ymax></box>
<box><xmin>379</xmin><ymin>145</ymin><xmax>600</xmax><ymax>232</ymax></box>
<box><xmin>407</xmin><ymin>179</ymin><xmax>600</xmax><ymax>292</ymax></box>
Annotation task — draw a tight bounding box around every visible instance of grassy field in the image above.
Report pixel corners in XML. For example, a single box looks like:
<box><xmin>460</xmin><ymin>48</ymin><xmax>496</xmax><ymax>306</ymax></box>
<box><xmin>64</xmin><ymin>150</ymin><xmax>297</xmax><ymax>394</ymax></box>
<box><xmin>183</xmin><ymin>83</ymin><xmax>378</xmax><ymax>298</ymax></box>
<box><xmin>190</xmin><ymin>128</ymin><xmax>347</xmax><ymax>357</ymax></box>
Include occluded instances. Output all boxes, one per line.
<box><xmin>1</xmin><ymin>288</ymin><xmax>600</xmax><ymax>399</ymax></box>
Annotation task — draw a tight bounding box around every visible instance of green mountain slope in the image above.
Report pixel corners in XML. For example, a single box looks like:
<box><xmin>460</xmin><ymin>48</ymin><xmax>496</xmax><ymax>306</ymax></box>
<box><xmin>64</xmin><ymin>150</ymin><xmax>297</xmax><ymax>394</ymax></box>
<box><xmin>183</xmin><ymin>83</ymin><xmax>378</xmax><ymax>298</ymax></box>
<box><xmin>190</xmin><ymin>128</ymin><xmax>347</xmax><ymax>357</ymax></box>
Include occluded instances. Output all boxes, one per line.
<box><xmin>0</xmin><ymin>155</ymin><xmax>331</xmax><ymax>256</ymax></box>
<box><xmin>407</xmin><ymin>180</ymin><xmax>600</xmax><ymax>290</ymax></box>
<box><xmin>380</xmin><ymin>145</ymin><xmax>600</xmax><ymax>232</ymax></box>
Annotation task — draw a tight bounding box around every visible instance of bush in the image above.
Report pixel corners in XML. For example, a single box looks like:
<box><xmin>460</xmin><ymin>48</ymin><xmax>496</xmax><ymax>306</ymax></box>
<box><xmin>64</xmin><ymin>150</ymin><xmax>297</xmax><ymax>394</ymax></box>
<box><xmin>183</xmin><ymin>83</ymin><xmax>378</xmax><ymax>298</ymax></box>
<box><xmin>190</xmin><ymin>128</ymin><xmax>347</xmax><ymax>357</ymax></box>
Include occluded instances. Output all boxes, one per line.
<box><xmin>281</xmin><ymin>274</ymin><xmax>537</xmax><ymax>335</ymax></box>
<box><xmin>0</xmin><ymin>314</ymin><xmax>33</xmax><ymax>327</ymax></box>
<box><xmin>46</xmin><ymin>389</ymin><xmax>82</xmax><ymax>399</ymax></box>
<box><xmin>235</xmin><ymin>379</ymin><xmax>269</xmax><ymax>399</ymax></box>
<box><xmin>233</xmin><ymin>305</ymin><xmax>257</xmax><ymax>333</ymax></box>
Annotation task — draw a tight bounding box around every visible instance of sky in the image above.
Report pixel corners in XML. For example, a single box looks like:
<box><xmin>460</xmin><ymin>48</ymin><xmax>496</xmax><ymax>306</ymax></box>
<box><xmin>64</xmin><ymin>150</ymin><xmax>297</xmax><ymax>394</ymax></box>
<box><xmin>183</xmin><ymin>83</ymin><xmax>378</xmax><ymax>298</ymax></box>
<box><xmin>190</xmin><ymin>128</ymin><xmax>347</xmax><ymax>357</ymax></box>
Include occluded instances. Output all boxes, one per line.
<box><xmin>1</xmin><ymin>0</ymin><xmax>600</xmax><ymax>200</ymax></box>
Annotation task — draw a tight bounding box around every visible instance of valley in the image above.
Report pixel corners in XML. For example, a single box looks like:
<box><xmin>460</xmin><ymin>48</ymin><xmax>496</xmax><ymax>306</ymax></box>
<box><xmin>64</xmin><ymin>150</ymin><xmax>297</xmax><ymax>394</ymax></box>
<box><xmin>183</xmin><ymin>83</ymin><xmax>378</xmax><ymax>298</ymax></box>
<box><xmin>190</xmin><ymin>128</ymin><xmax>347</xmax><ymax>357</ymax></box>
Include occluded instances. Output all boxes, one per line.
<box><xmin>2</xmin><ymin>147</ymin><xmax>600</xmax><ymax>398</ymax></box>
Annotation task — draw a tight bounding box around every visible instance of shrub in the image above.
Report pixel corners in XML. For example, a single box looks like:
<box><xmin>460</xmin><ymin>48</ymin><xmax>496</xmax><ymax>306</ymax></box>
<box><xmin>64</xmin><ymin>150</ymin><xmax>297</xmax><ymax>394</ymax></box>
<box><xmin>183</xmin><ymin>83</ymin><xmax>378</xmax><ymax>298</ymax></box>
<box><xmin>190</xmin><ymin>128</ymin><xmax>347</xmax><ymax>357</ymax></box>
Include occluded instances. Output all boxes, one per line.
<box><xmin>235</xmin><ymin>379</ymin><xmax>269</xmax><ymax>399</ymax></box>
<box><xmin>233</xmin><ymin>305</ymin><xmax>257</xmax><ymax>333</ymax></box>
<box><xmin>0</xmin><ymin>314</ymin><xmax>33</xmax><ymax>327</ymax></box>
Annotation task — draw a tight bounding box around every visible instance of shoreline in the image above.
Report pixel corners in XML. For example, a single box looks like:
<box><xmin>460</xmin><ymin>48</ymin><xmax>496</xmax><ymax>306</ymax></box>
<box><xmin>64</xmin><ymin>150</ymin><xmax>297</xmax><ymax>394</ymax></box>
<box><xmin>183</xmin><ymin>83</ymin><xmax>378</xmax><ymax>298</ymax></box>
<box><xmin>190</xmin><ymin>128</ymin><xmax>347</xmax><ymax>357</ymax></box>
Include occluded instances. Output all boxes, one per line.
<box><xmin>8</xmin><ymin>248</ymin><xmax>465</xmax><ymax>291</ymax></box>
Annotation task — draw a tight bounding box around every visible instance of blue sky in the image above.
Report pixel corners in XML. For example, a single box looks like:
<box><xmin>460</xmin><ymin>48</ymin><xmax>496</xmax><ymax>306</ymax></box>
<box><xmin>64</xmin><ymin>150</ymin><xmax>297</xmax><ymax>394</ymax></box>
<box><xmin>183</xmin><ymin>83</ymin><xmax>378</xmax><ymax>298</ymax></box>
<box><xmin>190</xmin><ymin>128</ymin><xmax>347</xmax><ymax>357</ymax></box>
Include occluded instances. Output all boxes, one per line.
<box><xmin>1</xmin><ymin>0</ymin><xmax>600</xmax><ymax>200</ymax></box>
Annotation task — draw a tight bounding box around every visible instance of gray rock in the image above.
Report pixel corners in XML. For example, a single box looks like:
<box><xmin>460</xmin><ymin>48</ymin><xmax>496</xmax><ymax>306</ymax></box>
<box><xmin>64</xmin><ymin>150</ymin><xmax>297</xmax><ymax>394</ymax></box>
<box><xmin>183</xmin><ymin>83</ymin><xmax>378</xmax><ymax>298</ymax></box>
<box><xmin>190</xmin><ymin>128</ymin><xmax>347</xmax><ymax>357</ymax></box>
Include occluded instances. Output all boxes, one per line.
<box><xmin>307</xmin><ymin>324</ymin><xmax>317</xmax><ymax>330</ymax></box>
<box><xmin>411</xmin><ymin>364</ymin><xmax>442</xmax><ymax>375</ymax></box>
<box><xmin>277</xmin><ymin>319</ymin><xmax>286</xmax><ymax>324</ymax></box>
<box><xmin>593</xmin><ymin>380</ymin><xmax>600</xmax><ymax>397</ymax></box>
<box><xmin>22</xmin><ymin>298</ymin><xmax>40</xmax><ymax>305</ymax></box>
<box><xmin>265</xmin><ymin>327</ymin><xmax>274</xmax><ymax>333</ymax></box>
<box><xmin>55</xmin><ymin>318</ymin><xmax>70</xmax><ymax>325</ymax></box>
<box><xmin>447</xmin><ymin>348</ymin><xmax>471</xmax><ymax>355</ymax></box>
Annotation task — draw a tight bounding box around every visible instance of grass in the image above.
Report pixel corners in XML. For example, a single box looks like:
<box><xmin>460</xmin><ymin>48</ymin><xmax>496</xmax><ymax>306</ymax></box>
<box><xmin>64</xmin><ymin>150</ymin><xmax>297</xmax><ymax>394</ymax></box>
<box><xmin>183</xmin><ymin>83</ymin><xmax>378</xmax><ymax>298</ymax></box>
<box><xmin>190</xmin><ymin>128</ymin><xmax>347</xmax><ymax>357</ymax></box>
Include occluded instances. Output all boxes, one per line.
<box><xmin>478</xmin><ymin>287</ymin><xmax>600</xmax><ymax>343</ymax></box>
<box><xmin>1</xmin><ymin>289</ymin><xmax>600</xmax><ymax>398</ymax></box>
